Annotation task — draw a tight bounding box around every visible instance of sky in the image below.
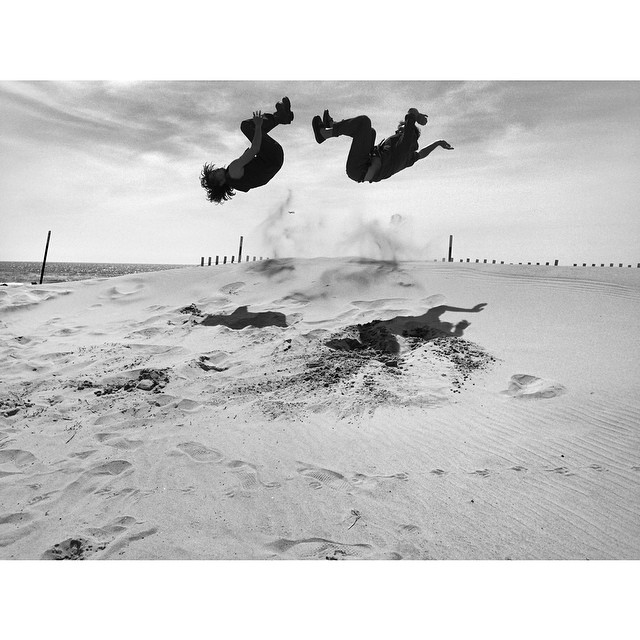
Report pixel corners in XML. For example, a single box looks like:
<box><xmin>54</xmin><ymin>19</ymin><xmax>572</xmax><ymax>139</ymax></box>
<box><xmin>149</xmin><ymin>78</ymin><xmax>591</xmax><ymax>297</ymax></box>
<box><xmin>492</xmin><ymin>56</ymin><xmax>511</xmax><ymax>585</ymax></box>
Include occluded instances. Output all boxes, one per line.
<box><xmin>1</xmin><ymin>7</ymin><xmax>639</xmax><ymax>268</ymax></box>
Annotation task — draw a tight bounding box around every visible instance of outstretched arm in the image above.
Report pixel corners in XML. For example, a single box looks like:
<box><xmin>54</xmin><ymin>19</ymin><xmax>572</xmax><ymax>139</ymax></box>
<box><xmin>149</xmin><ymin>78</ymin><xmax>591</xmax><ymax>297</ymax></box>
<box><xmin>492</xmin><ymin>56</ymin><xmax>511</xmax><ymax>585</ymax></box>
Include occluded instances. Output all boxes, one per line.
<box><xmin>433</xmin><ymin>303</ymin><xmax>487</xmax><ymax>314</ymax></box>
<box><xmin>227</xmin><ymin>112</ymin><xmax>264</xmax><ymax>177</ymax></box>
<box><xmin>417</xmin><ymin>139</ymin><xmax>454</xmax><ymax>160</ymax></box>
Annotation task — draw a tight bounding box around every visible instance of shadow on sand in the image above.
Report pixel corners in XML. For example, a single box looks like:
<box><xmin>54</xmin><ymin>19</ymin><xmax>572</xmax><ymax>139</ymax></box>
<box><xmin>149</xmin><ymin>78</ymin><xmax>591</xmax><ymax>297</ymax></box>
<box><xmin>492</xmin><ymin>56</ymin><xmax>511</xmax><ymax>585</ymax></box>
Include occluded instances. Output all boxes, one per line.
<box><xmin>328</xmin><ymin>303</ymin><xmax>487</xmax><ymax>354</ymax></box>
<box><xmin>201</xmin><ymin>305</ymin><xmax>287</xmax><ymax>329</ymax></box>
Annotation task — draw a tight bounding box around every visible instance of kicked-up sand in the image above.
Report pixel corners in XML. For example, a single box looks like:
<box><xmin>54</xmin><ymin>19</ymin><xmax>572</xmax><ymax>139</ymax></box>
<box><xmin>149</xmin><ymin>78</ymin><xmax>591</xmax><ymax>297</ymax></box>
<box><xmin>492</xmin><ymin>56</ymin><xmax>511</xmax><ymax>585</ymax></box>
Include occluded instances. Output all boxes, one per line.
<box><xmin>1</xmin><ymin>257</ymin><xmax>639</xmax><ymax>560</ymax></box>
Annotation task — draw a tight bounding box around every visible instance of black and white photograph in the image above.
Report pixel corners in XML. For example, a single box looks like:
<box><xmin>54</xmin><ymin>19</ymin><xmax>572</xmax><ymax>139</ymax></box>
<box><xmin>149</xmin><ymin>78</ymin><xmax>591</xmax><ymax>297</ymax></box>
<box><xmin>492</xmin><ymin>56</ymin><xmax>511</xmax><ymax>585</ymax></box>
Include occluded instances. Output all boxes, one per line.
<box><xmin>1</xmin><ymin>2</ymin><xmax>637</xmax><ymax>638</ymax></box>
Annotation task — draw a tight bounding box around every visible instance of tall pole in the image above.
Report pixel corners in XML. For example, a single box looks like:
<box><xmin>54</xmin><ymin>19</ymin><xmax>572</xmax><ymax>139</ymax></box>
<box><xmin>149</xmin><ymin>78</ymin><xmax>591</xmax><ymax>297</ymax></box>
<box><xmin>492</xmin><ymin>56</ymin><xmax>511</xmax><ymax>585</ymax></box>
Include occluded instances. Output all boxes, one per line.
<box><xmin>238</xmin><ymin>235</ymin><xmax>244</xmax><ymax>263</ymax></box>
<box><xmin>39</xmin><ymin>230</ymin><xmax>51</xmax><ymax>284</ymax></box>
<box><xmin>448</xmin><ymin>235</ymin><xmax>453</xmax><ymax>262</ymax></box>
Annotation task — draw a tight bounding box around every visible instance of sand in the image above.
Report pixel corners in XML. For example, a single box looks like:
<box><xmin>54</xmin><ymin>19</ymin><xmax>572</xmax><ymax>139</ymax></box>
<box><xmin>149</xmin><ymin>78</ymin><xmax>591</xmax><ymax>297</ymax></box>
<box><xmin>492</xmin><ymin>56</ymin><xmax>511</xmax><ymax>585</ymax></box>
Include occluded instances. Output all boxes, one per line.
<box><xmin>1</xmin><ymin>257</ymin><xmax>639</xmax><ymax>560</ymax></box>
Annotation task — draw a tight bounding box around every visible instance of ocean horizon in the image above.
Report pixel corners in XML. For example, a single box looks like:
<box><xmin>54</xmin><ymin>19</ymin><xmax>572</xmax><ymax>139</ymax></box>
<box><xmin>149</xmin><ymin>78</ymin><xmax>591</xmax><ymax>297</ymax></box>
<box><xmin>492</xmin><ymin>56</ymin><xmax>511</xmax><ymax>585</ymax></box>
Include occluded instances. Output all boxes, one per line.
<box><xmin>0</xmin><ymin>261</ymin><xmax>193</xmax><ymax>285</ymax></box>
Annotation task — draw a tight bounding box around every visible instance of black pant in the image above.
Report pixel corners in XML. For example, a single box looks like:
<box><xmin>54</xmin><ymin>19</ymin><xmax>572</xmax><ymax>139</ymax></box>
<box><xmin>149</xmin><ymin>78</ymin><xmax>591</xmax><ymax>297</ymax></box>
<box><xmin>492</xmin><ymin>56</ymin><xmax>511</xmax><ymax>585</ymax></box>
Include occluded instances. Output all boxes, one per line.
<box><xmin>333</xmin><ymin>115</ymin><xmax>377</xmax><ymax>182</ymax></box>
<box><xmin>333</xmin><ymin>113</ymin><xmax>420</xmax><ymax>183</ymax></box>
<box><xmin>240</xmin><ymin>114</ymin><xmax>284</xmax><ymax>170</ymax></box>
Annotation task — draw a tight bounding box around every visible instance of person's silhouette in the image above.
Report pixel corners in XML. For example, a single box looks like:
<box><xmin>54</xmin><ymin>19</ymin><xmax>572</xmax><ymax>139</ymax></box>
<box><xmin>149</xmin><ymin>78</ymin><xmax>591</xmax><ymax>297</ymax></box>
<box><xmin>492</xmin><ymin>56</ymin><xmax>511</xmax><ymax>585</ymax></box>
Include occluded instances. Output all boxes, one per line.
<box><xmin>354</xmin><ymin>303</ymin><xmax>487</xmax><ymax>354</ymax></box>
<box><xmin>200</xmin><ymin>97</ymin><xmax>294</xmax><ymax>204</ymax></box>
<box><xmin>384</xmin><ymin>303</ymin><xmax>487</xmax><ymax>339</ymax></box>
<box><xmin>312</xmin><ymin>107</ymin><xmax>453</xmax><ymax>184</ymax></box>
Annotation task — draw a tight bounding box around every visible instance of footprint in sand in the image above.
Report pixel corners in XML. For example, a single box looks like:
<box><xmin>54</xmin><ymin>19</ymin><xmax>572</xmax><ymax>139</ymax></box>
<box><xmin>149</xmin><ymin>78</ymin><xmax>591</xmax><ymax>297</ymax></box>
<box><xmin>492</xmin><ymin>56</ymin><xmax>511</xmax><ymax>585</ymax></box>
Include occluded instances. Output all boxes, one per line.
<box><xmin>99</xmin><ymin>525</ymin><xmax>158</xmax><ymax>558</ymax></box>
<box><xmin>69</xmin><ymin>450</ymin><xmax>97</xmax><ymax>460</ymax></box>
<box><xmin>0</xmin><ymin>449</ymin><xmax>38</xmax><ymax>469</ymax></box>
<box><xmin>398</xmin><ymin>524</ymin><xmax>422</xmax><ymax>535</ymax></box>
<box><xmin>219</xmin><ymin>282</ymin><xmax>245</xmax><ymax>296</ymax></box>
<box><xmin>351</xmin><ymin>471</ymin><xmax>408</xmax><ymax>490</ymax></box>
<box><xmin>470</xmin><ymin>469</ymin><xmax>491</xmax><ymax>477</ymax></box>
<box><xmin>95</xmin><ymin>433</ymin><xmax>143</xmax><ymax>450</ymax></box>
<box><xmin>0</xmin><ymin>511</ymin><xmax>36</xmax><ymax>526</ymax></box>
<box><xmin>503</xmin><ymin>374</ymin><xmax>566</xmax><ymax>399</ymax></box>
<box><xmin>430</xmin><ymin>468</ymin><xmax>447</xmax><ymax>476</ymax></box>
<box><xmin>547</xmin><ymin>466</ymin><xmax>574</xmax><ymax>476</ymax></box>
<box><xmin>83</xmin><ymin>515</ymin><xmax>158</xmax><ymax>558</ymax></box>
<box><xmin>509</xmin><ymin>465</ymin><xmax>528</xmax><ymax>472</ymax></box>
<box><xmin>27</xmin><ymin>491</ymin><xmax>58</xmax><ymax>506</ymax></box>
<box><xmin>51</xmin><ymin>459</ymin><xmax>134</xmax><ymax>513</ymax></box>
<box><xmin>173</xmin><ymin>443</ymin><xmax>280</xmax><ymax>496</ymax></box>
<box><xmin>0</xmin><ymin>512</ymin><xmax>39</xmax><ymax>549</ymax></box>
<box><xmin>296</xmin><ymin>464</ymin><xmax>356</xmax><ymax>492</ymax></box>
<box><xmin>224</xmin><ymin>460</ymin><xmax>281</xmax><ymax>497</ymax></box>
<box><xmin>297</xmin><ymin>463</ymin><xmax>407</xmax><ymax>493</ymax></box>
<box><xmin>175</xmin><ymin>442</ymin><xmax>224</xmax><ymax>463</ymax></box>
<box><xmin>41</xmin><ymin>517</ymin><xmax>158</xmax><ymax>559</ymax></box>
<box><xmin>266</xmin><ymin>537</ymin><xmax>373</xmax><ymax>560</ymax></box>
<box><xmin>278</xmin><ymin>292</ymin><xmax>311</xmax><ymax>307</ymax></box>
<box><xmin>87</xmin><ymin>460</ymin><xmax>133</xmax><ymax>476</ymax></box>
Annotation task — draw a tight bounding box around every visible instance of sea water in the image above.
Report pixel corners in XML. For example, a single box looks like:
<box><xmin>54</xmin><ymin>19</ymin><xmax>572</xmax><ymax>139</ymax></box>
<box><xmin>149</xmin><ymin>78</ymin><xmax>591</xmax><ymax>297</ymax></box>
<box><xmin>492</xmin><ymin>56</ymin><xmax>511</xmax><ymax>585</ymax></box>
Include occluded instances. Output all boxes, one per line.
<box><xmin>0</xmin><ymin>261</ymin><xmax>192</xmax><ymax>285</ymax></box>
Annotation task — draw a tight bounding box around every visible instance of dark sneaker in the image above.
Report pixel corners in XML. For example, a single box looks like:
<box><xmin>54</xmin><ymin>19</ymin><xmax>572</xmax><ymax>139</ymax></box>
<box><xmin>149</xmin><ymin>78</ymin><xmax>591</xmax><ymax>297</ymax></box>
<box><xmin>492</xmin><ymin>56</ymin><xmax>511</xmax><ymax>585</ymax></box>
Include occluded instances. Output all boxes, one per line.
<box><xmin>322</xmin><ymin>109</ymin><xmax>334</xmax><ymax>127</ymax></box>
<box><xmin>312</xmin><ymin>115</ymin><xmax>326</xmax><ymax>144</ymax></box>
<box><xmin>275</xmin><ymin>96</ymin><xmax>294</xmax><ymax>123</ymax></box>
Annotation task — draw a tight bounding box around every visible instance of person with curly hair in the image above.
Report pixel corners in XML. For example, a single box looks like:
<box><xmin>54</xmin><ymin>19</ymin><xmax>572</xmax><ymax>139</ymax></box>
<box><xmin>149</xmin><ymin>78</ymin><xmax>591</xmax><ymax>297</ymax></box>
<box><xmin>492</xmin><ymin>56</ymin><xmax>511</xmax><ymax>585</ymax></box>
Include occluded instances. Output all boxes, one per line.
<box><xmin>311</xmin><ymin>107</ymin><xmax>453</xmax><ymax>184</ymax></box>
<box><xmin>200</xmin><ymin>97</ymin><xmax>294</xmax><ymax>204</ymax></box>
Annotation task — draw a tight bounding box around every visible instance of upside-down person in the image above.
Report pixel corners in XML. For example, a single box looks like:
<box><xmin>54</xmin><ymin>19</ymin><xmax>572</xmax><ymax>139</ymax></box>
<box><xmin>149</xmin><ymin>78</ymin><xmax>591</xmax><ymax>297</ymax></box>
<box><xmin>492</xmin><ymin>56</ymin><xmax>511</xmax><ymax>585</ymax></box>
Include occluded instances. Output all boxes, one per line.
<box><xmin>200</xmin><ymin>97</ymin><xmax>294</xmax><ymax>204</ymax></box>
<box><xmin>311</xmin><ymin>107</ymin><xmax>453</xmax><ymax>184</ymax></box>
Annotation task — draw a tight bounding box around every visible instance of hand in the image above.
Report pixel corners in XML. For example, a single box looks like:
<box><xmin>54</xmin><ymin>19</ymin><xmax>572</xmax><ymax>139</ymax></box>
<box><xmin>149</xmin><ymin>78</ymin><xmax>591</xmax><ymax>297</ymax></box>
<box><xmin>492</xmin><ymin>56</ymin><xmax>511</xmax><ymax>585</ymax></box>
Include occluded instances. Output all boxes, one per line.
<box><xmin>440</xmin><ymin>140</ymin><xmax>454</xmax><ymax>150</ymax></box>
<box><xmin>252</xmin><ymin>110</ymin><xmax>264</xmax><ymax>126</ymax></box>
<box><xmin>472</xmin><ymin>303</ymin><xmax>487</xmax><ymax>312</ymax></box>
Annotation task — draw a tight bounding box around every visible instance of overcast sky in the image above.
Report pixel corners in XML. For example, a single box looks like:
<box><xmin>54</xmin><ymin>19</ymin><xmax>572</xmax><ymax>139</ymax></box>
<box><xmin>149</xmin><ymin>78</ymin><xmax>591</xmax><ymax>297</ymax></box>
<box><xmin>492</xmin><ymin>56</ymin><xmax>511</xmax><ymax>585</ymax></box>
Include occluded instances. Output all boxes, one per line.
<box><xmin>1</xmin><ymin>80</ymin><xmax>639</xmax><ymax>266</ymax></box>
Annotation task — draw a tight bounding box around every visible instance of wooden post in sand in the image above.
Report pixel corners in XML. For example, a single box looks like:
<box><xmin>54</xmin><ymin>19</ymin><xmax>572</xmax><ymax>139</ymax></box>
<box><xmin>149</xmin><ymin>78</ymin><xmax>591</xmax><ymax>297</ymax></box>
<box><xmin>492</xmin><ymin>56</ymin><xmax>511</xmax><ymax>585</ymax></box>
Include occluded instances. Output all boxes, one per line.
<box><xmin>39</xmin><ymin>230</ymin><xmax>52</xmax><ymax>284</ymax></box>
<box><xmin>448</xmin><ymin>235</ymin><xmax>453</xmax><ymax>262</ymax></box>
<box><xmin>238</xmin><ymin>236</ymin><xmax>244</xmax><ymax>263</ymax></box>
<box><xmin>215</xmin><ymin>256</ymin><xmax>219</xmax><ymax>265</ymax></box>
<box><xmin>200</xmin><ymin>257</ymin><xmax>204</xmax><ymax>266</ymax></box>
<box><xmin>208</xmin><ymin>257</ymin><xmax>211</xmax><ymax>266</ymax></box>
<box><xmin>223</xmin><ymin>256</ymin><xmax>227</xmax><ymax>264</ymax></box>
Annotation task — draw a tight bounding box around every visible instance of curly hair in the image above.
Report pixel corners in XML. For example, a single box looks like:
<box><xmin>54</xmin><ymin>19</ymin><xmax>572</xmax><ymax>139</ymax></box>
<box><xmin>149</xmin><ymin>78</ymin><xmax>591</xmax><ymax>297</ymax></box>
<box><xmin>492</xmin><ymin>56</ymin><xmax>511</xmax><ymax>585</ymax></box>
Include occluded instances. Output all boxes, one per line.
<box><xmin>200</xmin><ymin>162</ymin><xmax>235</xmax><ymax>204</ymax></box>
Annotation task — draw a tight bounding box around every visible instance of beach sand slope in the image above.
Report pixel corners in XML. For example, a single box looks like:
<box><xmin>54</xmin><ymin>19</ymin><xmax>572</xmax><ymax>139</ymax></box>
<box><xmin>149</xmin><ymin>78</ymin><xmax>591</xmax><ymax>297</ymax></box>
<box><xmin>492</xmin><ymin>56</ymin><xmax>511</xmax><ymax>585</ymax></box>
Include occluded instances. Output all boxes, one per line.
<box><xmin>1</xmin><ymin>258</ymin><xmax>639</xmax><ymax>559</ymax></box>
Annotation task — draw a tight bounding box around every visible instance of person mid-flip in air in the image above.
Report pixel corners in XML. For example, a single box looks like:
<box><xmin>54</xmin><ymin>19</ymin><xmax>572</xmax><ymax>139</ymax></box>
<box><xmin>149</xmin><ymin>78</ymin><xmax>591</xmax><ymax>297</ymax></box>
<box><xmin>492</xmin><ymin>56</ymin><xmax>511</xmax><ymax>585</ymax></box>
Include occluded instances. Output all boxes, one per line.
<box><xmin>200</xmin><ymin>97</ymin><xmax>294</xmax><ymax>204</ymax></box>
<box><xmin>312</xmin><ymin>107</ymin><xmax>453</xmax><ymax>184</ymax></box>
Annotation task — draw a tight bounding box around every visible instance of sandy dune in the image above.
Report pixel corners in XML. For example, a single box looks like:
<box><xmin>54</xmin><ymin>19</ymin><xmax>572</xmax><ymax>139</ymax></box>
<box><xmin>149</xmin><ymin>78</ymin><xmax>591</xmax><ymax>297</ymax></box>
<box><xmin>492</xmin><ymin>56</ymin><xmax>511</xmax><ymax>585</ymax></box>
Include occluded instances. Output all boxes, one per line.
<box><xmin>1</xmin><ymin>258</ymin><xmax>639</xmax><ymax>559</ymax></box>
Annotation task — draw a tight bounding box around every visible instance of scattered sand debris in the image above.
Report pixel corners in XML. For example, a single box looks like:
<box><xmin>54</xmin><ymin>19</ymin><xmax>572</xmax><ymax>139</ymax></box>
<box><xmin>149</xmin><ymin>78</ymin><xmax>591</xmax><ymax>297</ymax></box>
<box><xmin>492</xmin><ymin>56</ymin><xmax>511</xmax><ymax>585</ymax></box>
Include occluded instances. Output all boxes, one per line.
<box><xmin>0</xmin><ymin>394</ymin><xmax>32</xmax><ymax>417</ymax></box>
<box><xmin>416</xmin><ymin>337</ymin><xmax>497</xmax><ymax>392</ymax></box>
<box><xmin>42</xmin><ymin>537</ymin><xmax>106</xmax><ymax>560</ymax></box>
<box><xmin>195</xmin><ymin>355</ymin><xmax>228</xmax><ymax>372</ymax></box>
<box><xmin>179</xmin><ymin>303</ymin><xmax>203</xmax><ymax>315</ymax></box>
<box><xmin>83</xmin><ymin>368</ymin><xmax>171</xmax><ymax>396</ymax></box>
